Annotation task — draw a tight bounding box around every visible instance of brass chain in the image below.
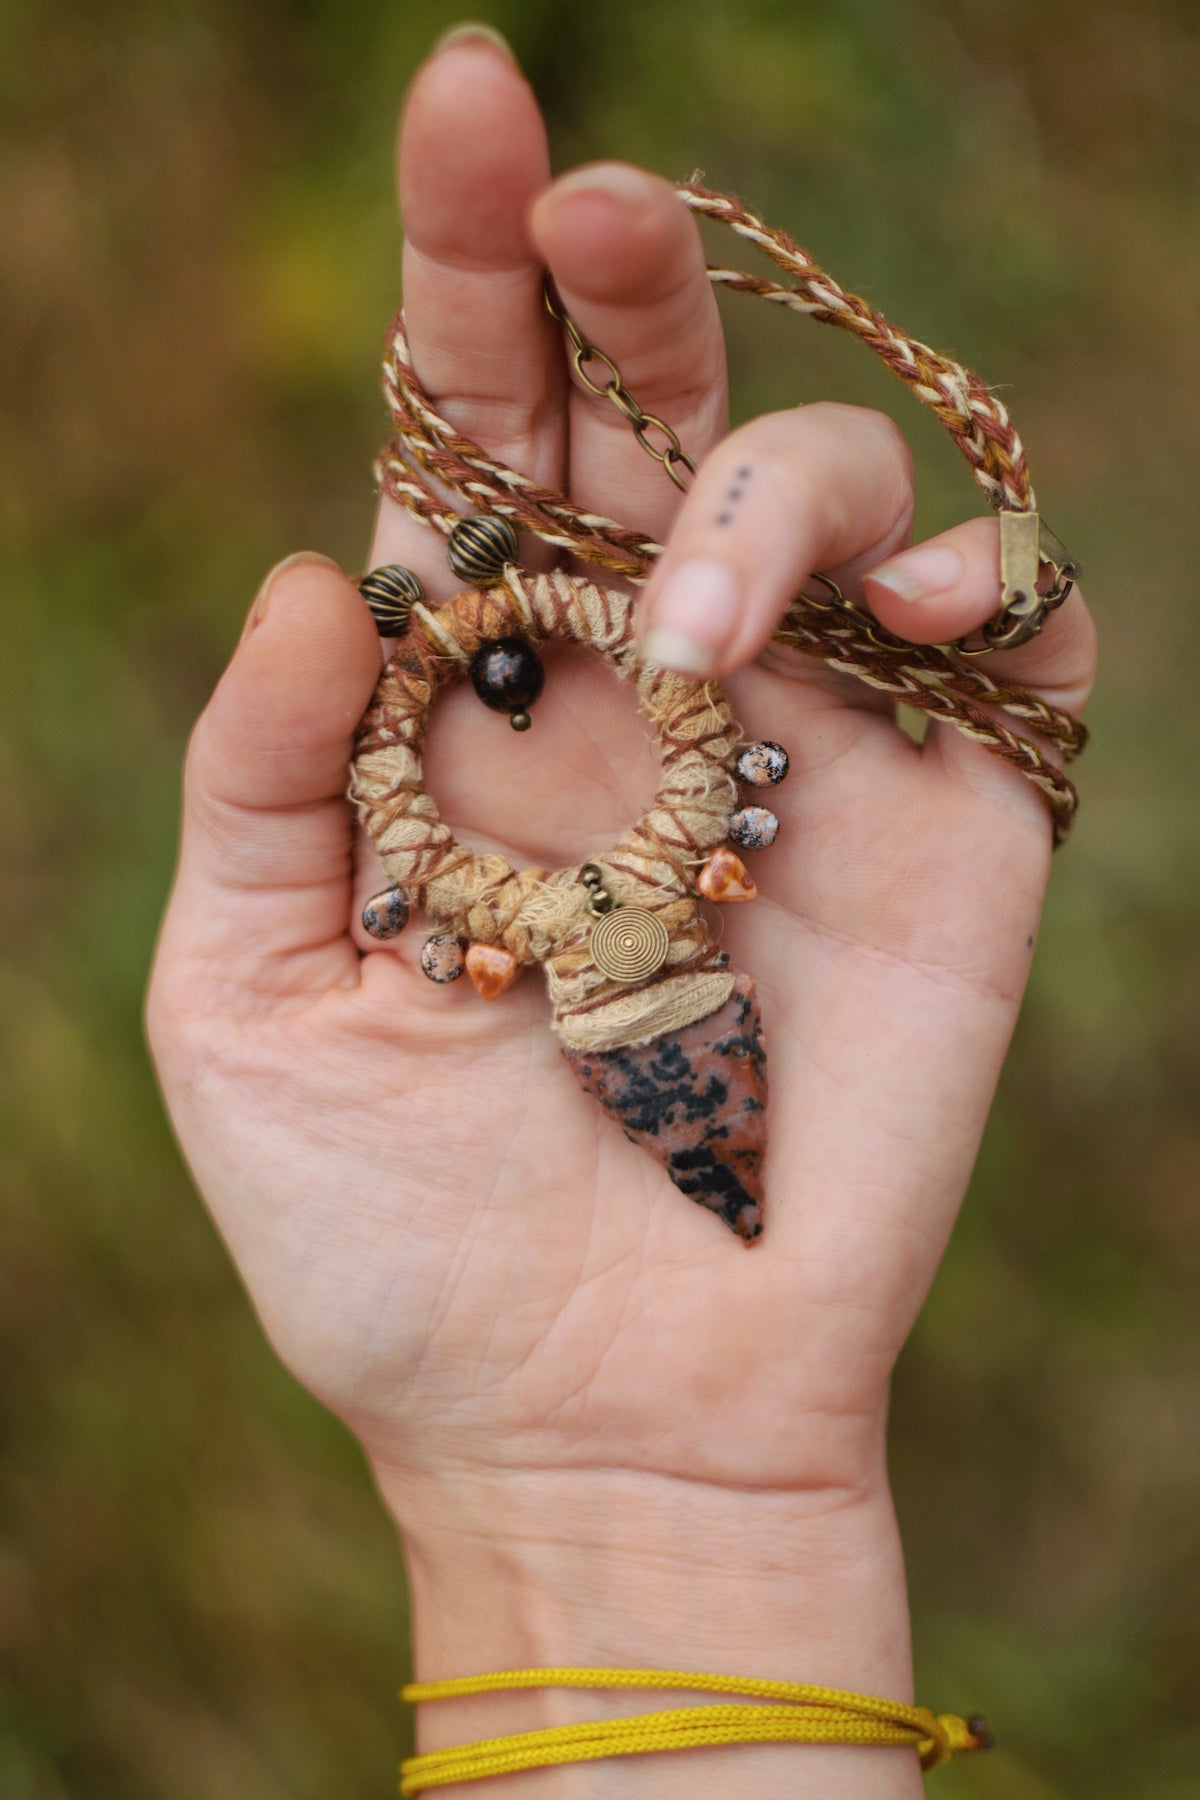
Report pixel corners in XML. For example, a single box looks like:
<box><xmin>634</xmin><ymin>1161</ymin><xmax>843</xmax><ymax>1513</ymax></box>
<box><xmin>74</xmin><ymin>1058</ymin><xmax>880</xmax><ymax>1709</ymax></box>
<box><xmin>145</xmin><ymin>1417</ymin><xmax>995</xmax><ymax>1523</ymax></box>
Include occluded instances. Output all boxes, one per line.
<box><xmin>542</xmin><ymin>275</ymin><xmax>1078</xmax><ymax>657</ymax></box>
<box><xmin>544</xmin><ymin>277</ymin><xmax>696</xmax><ymax>493</ymax></box>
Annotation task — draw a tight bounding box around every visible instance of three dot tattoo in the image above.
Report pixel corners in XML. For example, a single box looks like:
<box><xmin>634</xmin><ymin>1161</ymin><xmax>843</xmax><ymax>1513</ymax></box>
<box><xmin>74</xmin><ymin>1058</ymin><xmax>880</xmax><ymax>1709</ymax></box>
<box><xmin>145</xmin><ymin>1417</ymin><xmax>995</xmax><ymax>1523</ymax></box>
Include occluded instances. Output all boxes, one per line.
<box><xmin>715</xmin><ymin>465</ymin><xmax>752</xmax><ymax>528</ymax></box>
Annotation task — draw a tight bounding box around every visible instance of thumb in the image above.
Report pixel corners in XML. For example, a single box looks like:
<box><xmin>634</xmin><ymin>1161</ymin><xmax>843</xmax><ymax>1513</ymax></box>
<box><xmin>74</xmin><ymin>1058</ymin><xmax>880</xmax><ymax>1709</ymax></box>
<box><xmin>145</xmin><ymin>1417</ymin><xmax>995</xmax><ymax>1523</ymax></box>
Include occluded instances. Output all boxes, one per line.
<box><xmin>155</xmin><ymin>551</ymin><xmax>382</xmax><ymax>991</ymax></box>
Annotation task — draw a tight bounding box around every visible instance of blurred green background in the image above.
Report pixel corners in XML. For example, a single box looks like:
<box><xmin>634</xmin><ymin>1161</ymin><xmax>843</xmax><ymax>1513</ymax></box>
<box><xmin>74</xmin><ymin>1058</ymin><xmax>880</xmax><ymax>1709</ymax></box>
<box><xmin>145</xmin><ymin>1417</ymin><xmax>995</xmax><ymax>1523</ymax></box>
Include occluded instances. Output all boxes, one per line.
<box><xmin>2</xmin><ymin>0</ymin><xmax>1198</xmax><ymax>1793</ymax></box>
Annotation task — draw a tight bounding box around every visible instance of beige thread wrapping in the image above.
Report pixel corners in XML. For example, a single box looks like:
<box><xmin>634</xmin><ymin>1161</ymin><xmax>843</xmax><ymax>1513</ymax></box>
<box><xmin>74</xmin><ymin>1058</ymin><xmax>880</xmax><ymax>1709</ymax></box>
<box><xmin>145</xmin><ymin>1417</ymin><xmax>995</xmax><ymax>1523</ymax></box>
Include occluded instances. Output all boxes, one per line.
<box><xmin>350</xmin><ymin>569</ymin><xmax>739</xmax><ymax>1051</ymax></box>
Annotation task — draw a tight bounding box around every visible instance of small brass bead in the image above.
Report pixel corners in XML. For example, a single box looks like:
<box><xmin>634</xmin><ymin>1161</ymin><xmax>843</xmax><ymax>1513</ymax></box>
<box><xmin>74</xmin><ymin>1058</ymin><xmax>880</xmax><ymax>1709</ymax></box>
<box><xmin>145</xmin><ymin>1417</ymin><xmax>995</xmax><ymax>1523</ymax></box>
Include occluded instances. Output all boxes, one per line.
<box><xmin>586</xmin><ymin>891</ymin><xmax>616</xmax><ymax>916</ymax></box>
<box><xmin>509</xmin><ymin>708</ymin><xmax>532</xmax><ymax>732</ymax></box>
<box><xmin>358</xmin><ymin>564</ymin><xmax>423</xmax><ymax>635</ymax></box>
<box><xmin>447</xmin><ymin>514</ymin><xmax>520</xmax><ymax>586</ymax></box>
<box><xmin>579</xmin><ymin>864</ymin><xmax>605</xmax><ymax>887</ymax></box>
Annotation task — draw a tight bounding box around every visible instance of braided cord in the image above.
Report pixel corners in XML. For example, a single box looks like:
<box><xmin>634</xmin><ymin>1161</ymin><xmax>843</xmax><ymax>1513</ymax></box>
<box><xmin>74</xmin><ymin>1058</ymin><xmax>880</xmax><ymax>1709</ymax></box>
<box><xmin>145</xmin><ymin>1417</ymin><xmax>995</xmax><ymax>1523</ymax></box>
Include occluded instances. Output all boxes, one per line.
<box><xmin>679</xmin><ymin>182</ymin><xmax>1034</xmax><ymax>512</ymax></box>
<box><xmin>400</xmin><ymin>1667</ymin><xmax>989</xmax><ymax>1792</ymax></box>
<box><xmin>376</xmin><ymin>183</ymin><xmax>1084</xmax><ymax>840</ymax></box>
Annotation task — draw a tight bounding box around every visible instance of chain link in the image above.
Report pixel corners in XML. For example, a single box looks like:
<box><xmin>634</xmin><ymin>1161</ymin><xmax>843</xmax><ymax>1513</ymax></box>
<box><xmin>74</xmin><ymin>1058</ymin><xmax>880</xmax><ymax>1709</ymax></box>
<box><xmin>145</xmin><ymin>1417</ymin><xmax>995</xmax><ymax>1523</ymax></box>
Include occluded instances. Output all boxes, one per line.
<box><xmin>544</xmin><ymin>277</ymin><xmax>697</xmax><ymax>493</ymax></box>
<box><xmin>955</xmin><ymin>538</ymin><xmax>1081</xmax><ymax>657</ymax></box>
<box><xmin>543</xmin><ymin>276</ymin><xmax>1079</xmax><ymax>656</ymax></box>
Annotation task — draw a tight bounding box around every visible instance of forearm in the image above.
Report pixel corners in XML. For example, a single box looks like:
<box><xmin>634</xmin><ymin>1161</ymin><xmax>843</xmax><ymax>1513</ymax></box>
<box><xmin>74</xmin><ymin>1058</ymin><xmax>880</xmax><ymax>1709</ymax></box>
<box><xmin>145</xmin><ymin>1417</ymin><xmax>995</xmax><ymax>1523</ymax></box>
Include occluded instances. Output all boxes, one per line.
<box><xmin>374</xmin><ymin>1460</ymin><xmax>923</xmax><ymax>1799</ymax></box>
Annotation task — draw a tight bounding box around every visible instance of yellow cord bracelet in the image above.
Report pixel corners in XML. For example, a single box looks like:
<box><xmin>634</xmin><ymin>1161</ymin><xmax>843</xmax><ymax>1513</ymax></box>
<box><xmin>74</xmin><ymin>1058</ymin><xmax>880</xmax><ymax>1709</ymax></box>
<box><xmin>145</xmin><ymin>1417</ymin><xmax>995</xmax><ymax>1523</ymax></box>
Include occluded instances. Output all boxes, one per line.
<box><xmin>400</xmin><ymin>1667</ymin><xmax>991</xmax><ymax>1793</ymax></box>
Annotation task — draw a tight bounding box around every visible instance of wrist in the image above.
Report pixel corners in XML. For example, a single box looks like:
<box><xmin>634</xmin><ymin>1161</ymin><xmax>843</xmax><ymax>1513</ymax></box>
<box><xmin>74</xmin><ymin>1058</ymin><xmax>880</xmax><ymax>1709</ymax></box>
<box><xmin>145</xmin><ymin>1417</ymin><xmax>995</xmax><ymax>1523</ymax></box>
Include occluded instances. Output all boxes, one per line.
<box><xmin>374</xmin><ymin>1460</ymin><xmax>922</xmax><ymax>1798</ymax></box>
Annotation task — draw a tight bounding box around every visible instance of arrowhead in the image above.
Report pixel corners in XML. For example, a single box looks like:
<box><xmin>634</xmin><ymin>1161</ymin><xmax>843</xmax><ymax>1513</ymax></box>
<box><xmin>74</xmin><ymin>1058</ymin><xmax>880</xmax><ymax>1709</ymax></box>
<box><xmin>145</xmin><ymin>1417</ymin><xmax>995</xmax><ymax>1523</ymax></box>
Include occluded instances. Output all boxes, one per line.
<box><xmin>561</xmin><ymin>974</ymin><xmax>768</xmax><ymax>1242</ymax></box>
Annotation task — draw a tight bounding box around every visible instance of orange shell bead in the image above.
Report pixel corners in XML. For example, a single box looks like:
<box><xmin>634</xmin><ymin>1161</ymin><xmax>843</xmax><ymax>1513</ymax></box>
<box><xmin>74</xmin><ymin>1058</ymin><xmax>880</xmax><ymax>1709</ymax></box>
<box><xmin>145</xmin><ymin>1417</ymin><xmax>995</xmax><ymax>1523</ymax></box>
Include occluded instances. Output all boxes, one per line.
<box><xmin>465</xmin><ymin>942</ymin><xmax>521</xmax><ymax>1000</ymax></box>
<box><xmin>696</xmin><ymin>847</ymin><xmax>758</xmax><ymax>904</ymax></box>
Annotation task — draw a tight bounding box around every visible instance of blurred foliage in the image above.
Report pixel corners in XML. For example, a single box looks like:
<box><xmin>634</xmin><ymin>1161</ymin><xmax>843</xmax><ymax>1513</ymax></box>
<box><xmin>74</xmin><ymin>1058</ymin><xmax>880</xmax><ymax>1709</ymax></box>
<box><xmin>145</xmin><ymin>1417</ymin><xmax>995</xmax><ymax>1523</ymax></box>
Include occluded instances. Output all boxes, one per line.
<box><xmin>2</xmin><ymin>0</ymin><xmax>1199</xmax><ymax>1793</ymax></box>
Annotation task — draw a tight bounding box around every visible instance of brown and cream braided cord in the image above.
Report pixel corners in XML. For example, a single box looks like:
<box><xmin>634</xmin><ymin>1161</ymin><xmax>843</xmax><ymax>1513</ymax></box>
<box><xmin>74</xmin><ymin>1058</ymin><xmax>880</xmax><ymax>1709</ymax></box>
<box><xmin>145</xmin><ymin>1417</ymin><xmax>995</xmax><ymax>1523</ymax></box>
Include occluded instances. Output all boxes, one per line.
<box><xmin>374</xmin><ymin>182</ymin><xmax>1086</xmax><ymax>842</ymax></box>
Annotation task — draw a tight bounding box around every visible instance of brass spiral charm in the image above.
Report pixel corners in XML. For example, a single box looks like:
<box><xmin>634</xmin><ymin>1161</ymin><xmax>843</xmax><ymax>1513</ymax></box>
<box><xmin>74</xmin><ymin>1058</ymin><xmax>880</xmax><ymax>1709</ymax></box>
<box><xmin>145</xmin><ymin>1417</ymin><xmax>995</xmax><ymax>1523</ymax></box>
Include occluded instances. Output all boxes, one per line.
<box><xmin>589</xmin><ymin>907</ymin><xmax>671</xmax><ymax>984</ymax></box>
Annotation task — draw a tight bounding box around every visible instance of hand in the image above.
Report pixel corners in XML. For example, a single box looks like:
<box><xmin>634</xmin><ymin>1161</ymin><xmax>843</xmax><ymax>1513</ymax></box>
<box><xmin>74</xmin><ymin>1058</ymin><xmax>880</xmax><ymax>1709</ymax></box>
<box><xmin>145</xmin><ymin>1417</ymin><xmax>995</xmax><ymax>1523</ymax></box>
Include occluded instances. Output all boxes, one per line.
<box><xmin>147</xmin><ymin>27</ymin><xmax>1096</xmax><ymax>1797</ymax></box>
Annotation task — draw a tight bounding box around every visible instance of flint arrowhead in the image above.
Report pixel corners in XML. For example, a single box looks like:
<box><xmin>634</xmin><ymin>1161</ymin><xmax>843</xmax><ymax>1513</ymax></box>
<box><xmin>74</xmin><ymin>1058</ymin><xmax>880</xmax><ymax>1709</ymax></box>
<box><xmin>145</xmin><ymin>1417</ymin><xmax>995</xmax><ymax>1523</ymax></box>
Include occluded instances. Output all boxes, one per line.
<box><xmin>561</xmin><ymin>974</ymin><xmax>768</xmax><ymax>1242</ymax></box>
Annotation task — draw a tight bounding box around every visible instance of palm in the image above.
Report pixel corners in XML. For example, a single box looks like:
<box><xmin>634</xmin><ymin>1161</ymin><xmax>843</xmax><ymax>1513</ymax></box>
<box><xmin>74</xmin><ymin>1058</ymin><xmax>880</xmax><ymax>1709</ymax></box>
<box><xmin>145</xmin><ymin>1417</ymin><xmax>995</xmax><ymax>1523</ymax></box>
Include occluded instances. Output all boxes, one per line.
<box><xmin>151</xmin><ymin>38</ymin><xmax>1085</xmax><ymax>1509</ymax></box>
<box><xmin>178</xmin><ymin>649</ymin><xmax>1041</xmax><ymax>1504</ymax></box>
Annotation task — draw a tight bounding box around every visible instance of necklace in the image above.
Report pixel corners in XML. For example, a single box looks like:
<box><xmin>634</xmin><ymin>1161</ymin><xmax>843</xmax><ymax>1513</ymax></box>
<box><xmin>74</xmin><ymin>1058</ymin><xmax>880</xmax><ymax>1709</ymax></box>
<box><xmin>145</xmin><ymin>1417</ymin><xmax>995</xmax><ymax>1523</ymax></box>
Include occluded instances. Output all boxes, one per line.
<box><xmin>349</xmin><ymin>182</ymin><xmax>1085</xmax><ymax>1241</ymax></box>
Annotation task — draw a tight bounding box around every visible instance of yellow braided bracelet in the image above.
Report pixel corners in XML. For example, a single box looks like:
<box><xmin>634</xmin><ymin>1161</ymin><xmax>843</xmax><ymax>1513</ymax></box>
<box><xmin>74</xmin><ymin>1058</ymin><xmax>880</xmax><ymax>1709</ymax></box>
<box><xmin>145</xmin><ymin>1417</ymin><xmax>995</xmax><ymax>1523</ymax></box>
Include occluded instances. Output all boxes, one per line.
<box><xmin>399</xmin><ymin>1667</ymin><xmax>992</xmax><ymax>1792</ymax></box>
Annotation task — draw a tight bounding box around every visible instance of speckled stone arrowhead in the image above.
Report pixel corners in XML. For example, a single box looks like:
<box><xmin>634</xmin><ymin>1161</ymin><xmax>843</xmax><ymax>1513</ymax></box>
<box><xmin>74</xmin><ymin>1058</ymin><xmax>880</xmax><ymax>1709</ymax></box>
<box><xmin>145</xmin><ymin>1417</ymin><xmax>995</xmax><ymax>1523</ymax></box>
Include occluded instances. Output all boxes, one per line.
<box><xmin>561</xmin><ymin>973</ymin><xmax>768</xmax><ymax>1242</ymax></box>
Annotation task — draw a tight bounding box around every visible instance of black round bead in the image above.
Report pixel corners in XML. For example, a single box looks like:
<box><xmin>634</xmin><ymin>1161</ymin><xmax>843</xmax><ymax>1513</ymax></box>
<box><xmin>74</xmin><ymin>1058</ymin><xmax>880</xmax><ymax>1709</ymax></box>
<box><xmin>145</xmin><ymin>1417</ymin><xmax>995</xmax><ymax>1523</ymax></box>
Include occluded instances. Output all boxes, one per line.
<box><xmin>447</xmin><ymin>515</ymin><xmax>520</xmax><ymax>586</ymax></box>
<box><xmin>358</xmin><ymin>565</ymin><xmax>424</xmax><ymax>635</ymax></box>
<box><xmin>469</xmin><ymin>637</ymin><xmax>545</xmax><ymax>714</ymax></box>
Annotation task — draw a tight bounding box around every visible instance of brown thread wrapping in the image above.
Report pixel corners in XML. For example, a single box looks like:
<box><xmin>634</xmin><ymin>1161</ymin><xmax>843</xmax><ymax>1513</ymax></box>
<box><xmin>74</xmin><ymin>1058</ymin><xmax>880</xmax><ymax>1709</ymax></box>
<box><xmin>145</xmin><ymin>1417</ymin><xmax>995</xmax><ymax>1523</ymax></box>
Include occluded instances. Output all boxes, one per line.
<box><xmin>350</xmin><ymin>569</ymin><xmax>738</xmax><ymax>1050</ymax></box>
<box><xmin>373</xmin><ymin>182</ymin><xmax>1085</xmax><ymax>842</ymax></box>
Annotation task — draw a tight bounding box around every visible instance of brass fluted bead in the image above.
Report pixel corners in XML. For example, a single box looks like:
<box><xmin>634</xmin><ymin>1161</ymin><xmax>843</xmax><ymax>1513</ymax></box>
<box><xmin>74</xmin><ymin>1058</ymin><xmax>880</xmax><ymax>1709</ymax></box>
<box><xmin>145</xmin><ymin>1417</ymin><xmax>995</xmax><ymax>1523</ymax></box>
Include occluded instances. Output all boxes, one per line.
<box><xmin>446</xmin><ymin>514</ymin><xmax>520</xmax><ymax>586</ymax></box>
<box><xmin>358</xmin><ymin>565</ymin><xmax>424</xmax><ymax>635</ymax></box>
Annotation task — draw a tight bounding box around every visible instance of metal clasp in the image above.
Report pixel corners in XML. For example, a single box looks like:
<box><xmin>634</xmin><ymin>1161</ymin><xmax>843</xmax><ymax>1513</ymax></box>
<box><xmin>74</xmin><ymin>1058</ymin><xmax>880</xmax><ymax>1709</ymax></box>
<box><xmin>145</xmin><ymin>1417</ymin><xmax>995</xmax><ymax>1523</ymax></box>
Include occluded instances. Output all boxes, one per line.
<box><xmin>956</xmin><ymin>511</ymin><xmax>1082</xmax><ymax>656</ymax></box>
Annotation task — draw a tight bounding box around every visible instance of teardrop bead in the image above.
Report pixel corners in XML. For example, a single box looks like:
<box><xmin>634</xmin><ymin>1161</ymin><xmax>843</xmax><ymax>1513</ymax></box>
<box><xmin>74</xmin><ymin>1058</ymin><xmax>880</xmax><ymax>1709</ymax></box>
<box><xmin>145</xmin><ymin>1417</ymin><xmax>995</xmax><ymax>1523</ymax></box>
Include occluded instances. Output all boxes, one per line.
<box><xmin>728</xmin><ymin>805</ymin><xmax>779</xmax><ymax>851</ymax></box>
<box><xmin>361</xmin><ymin>886</ymin><xmax>410</xmax><ymax>939</ymax></box>
<box><xmin>735</xmin><ymin>740</ymin><xmax>790</xmax><ymax>787</ymax></box>
<box><xmin>419</xmin><ymin>934</ymin><xmax>466</xmax><ymax>983</ymax></box>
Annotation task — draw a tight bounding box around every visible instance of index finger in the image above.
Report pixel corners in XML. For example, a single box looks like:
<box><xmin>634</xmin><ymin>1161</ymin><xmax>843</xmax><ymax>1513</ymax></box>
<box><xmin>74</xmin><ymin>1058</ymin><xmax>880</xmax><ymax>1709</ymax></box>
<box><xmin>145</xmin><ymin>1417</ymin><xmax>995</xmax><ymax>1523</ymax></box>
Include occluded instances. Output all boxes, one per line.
<box><xmin>368</xmin><ymin>28</ymin><xmax>565</xmax><ymax>585</ymax></box>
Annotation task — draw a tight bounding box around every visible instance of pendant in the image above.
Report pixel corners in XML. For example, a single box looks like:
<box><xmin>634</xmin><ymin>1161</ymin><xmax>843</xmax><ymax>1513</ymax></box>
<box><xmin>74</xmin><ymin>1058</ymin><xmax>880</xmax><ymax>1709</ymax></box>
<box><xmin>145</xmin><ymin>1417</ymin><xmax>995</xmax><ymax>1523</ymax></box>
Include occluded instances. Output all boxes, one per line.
<box><xmin>351</xmin><ymin>569</ymin><xmax>790</xmax><ymax>1242</ymax></box>
<box><xmin>561</xmin><ymin>973</ymin><xmax>767</xmax><ymax>1242</ymax></box>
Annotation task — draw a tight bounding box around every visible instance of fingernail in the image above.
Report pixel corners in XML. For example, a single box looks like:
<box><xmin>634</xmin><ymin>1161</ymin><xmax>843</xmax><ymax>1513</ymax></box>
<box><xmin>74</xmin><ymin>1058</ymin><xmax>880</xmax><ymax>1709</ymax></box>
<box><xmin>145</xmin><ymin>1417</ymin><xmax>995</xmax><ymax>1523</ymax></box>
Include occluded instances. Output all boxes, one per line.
<box><xmin>641</xmin><ymin>559</ymin><xmax>741</xmax><ymax>675</ymax></box>
<box><xmin>431</xmin><ymin>22</ymin><xmax>517</xmax><ymax>61</ymax></box>
<box><xmin>866</xmin><ymin>544</ymin><xmax>963</xmax><ymax>603</ymax></box>
<box><xmin>243</xmin><ymin>550</ymin><xmax>342</xmax><ymax>640</ymax></box>
<box><xmin>551</xmin><ymin>162</ymin><xmax>653</xmax><ymax>210</ymax></box>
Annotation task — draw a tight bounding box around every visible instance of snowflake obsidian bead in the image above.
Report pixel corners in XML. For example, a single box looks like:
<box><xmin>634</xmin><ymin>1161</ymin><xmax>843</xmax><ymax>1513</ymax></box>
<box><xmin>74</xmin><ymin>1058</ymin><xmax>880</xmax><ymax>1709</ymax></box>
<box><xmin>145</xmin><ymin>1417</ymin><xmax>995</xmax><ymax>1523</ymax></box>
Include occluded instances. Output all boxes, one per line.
<box><xmin>419</xmin><ymin>934</ymin><xmax>466</xmax><ymax>983</ymax></box>
<box><xmin>735</xmin><ymin>740</ymin><xmax>789</xmax><ymax>787</ymax></box>
<box><xmin>728</xmin><ymin>805</ymin><xmax>779</xmax><ymax>851</ymax></box>
<box><xmin>361</xmin><ymin>885</ymin><xmax>409</xmax><ymax>939</ymax></box>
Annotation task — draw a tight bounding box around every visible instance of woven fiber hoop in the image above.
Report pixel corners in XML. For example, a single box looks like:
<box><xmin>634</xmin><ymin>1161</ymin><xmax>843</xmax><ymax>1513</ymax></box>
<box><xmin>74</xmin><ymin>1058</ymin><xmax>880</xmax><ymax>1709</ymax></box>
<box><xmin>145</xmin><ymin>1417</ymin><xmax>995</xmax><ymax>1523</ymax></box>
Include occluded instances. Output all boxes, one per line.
<box><xmin>350</xmin><ymin>566</ymin><xmax>743</xmax><ymax>1051</ymax></box>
